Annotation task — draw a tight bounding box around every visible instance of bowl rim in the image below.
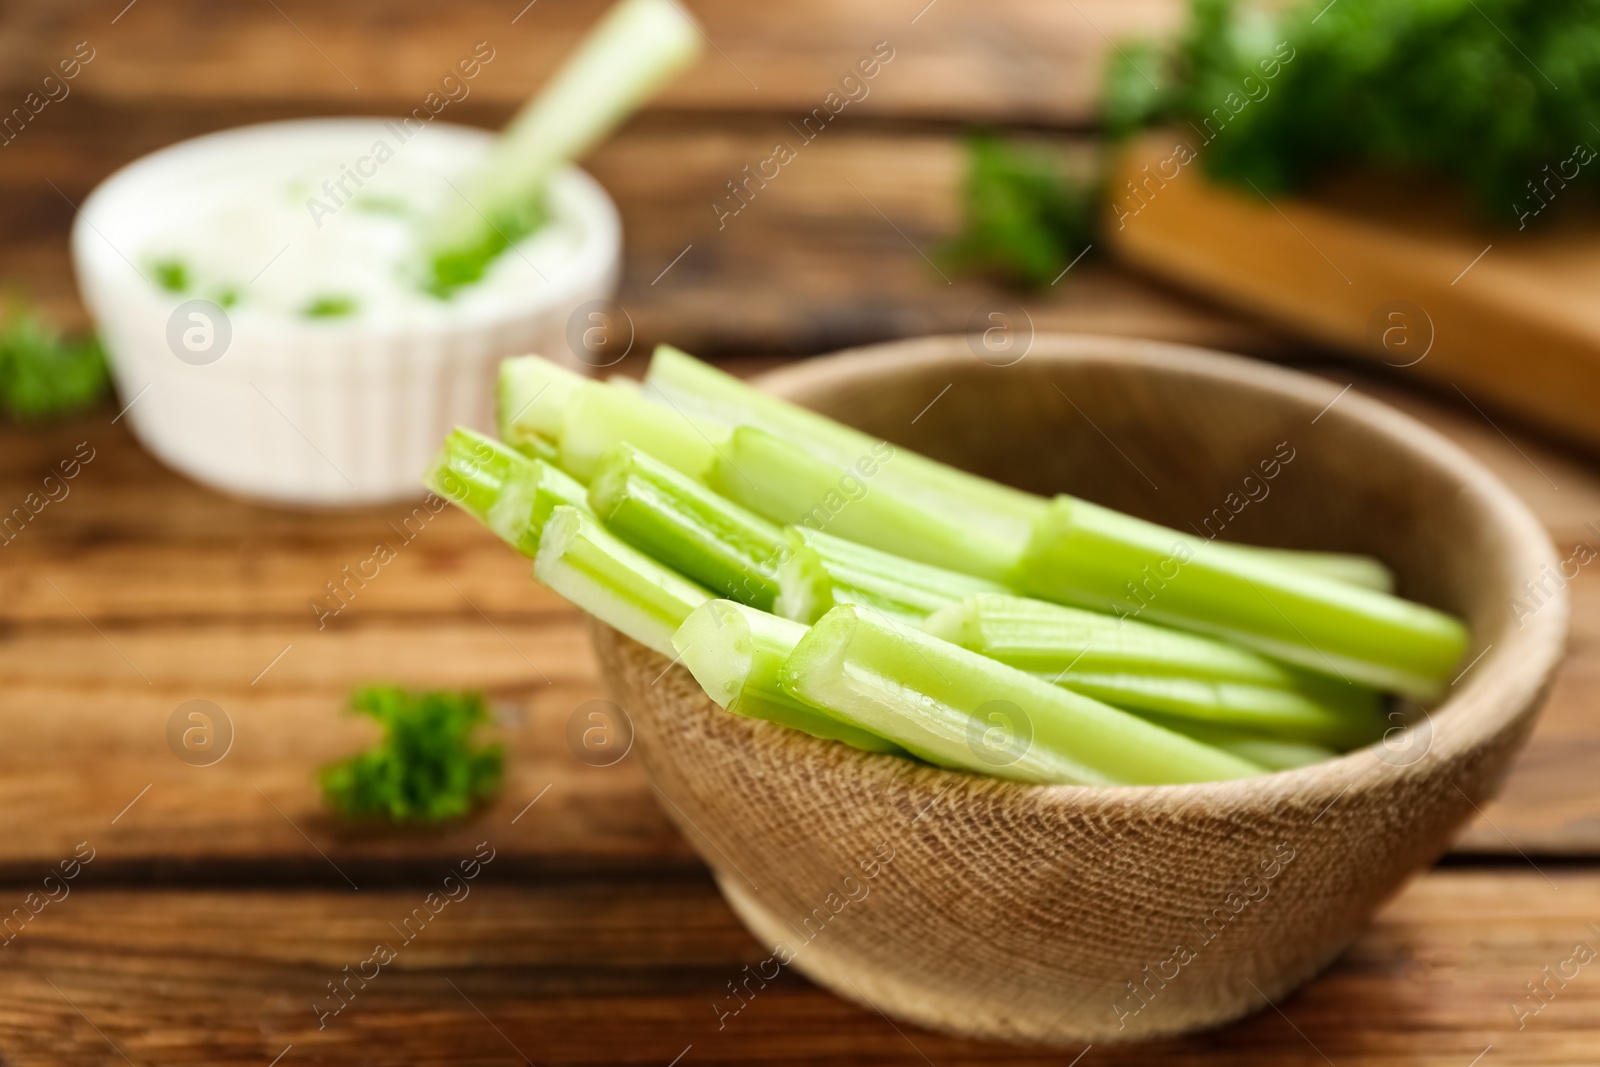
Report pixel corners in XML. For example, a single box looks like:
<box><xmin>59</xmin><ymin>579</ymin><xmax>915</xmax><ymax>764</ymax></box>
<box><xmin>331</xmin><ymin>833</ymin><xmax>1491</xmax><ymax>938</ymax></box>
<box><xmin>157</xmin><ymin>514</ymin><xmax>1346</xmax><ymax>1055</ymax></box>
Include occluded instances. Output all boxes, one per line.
<box><xmin>71</xmin><ymin>116</ymin><xmax>621</xmax><ymax>346</ymax></box>
<box><xmin>733</xmin><ymin>332</ymin><xmax>1568</xmax><ymax>806</ymax></box>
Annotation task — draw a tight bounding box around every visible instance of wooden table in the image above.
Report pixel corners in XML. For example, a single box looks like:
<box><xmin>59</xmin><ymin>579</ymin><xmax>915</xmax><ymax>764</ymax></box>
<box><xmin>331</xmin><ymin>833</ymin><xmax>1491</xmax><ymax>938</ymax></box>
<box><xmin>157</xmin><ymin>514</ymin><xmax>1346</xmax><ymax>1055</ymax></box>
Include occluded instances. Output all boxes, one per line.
<box><xmin>2</xmin><ymin>1</ymin><xmax>1599</xmax><ymax>1063</ymax></box>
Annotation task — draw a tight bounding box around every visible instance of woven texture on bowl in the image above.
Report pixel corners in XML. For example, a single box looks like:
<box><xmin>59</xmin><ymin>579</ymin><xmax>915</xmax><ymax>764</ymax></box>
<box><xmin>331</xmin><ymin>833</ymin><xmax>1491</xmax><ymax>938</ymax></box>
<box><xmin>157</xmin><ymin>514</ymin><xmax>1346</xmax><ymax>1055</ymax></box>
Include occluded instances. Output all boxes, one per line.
<box><xmin>593</xmin><ymin>334</ymin><xmax>1566</xmax><ymax>1045</ymax></box>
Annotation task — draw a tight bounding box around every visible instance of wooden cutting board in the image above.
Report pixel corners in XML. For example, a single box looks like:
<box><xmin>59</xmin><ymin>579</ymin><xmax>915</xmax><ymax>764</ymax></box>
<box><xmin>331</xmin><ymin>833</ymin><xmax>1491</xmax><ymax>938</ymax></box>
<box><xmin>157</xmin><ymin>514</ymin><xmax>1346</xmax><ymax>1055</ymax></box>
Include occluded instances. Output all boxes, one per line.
<box><xmin>1106</xmin><ymin>133</ymin><xmax>1600</xmax><ymax>450</ymax></box>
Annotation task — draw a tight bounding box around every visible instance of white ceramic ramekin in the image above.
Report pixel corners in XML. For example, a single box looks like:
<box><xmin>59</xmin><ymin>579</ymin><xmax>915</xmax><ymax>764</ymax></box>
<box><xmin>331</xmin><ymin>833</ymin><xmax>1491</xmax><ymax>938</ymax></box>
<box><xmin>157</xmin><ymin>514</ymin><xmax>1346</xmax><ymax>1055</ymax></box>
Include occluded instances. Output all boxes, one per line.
<box><xmin>73</xmin><ymin>118</ymin><xmax>620</xmax><ymax>507</ymax></box>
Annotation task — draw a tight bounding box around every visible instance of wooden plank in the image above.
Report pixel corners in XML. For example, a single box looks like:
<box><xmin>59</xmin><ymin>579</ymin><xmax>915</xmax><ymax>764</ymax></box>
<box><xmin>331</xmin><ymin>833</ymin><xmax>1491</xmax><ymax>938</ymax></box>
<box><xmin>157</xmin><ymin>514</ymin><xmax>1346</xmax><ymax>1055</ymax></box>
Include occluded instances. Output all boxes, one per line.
<box><xmin>0</xmin><ymin>869</ymin><xmax>1594</xmax><ymax>1064</ymax></box>
<box><xmin>0</xmin><ymin>0</ymin><xmax>1179</xmax><ymax>124</ymax></box>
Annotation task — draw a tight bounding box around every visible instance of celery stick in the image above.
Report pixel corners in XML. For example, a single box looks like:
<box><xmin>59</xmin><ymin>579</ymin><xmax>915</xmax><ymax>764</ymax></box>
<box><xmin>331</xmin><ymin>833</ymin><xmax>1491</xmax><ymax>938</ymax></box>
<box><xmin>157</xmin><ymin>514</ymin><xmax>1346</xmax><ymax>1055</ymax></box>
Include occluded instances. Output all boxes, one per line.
<box><xmin>926</xmin><ymin>593</ymin><xmax>1326</xmax><ymax>685</ymax></box>
<box><xmin>1136</xmin><ymin>715</ymin><xmax>1337</xmax><ymax>771</ymax></box>
<box><xmin>776</xmin><ymin>528</ymin><xmax>1008</xmax><ymax>626</ymax></box>
<box><xmin>707</xmin><ymin>426</ymin><xmax>1019</xmax><ymax>581</ymax></box>
<box><xmin>589</xmin><ymin>443</ymin><xmax>787</xmax><ymax>610</ymax></box>
<box><xmin>511</xmin><ymin>434</ymin><xmax>561</xmax><ymax>465</ymax></box>
<box><xmin>498</xmin><ymin>355</ymin><xmax>586</xmax><ymax>447</ymax></box>
<box><xmin>925</xmin><ymin>594</ymin><xmax>1380</xmax><ymax>745</ymax></box>
<box><xmin>535</xmin><ymin>505</ymin><xmax>711</xmax><ymax>657</ymax></box>
<box><xmin>424</xmin><ymin>0</ymin><xmax>702</xmax><ymax>291</ymax></box>
<box><xmin>649</xmin><ymin>344</ymin><xmax>1042</xmax><ymax>543</ymax></box>
<box><xmin>1033</xmin><ymin>672</ymin><xmax>1381</xmax><ymax>749</ymax></box>
<box><xmin>778</xmin><ymin>606</ymin><xmax>1264</xmax><ymax>785</ymax></box>
<box><xmin>647</xmin><ymin>344</ymin><xmax>1393</xmax><ymax>588</ymax></box>
<box><xmin>673</xmin><ymin>600</ymin><xmax>902</xmax><ymax>753</ymax></box>
<box><xmin>425</xmin><ymin>427</ymin><xmax>587</xmax><ymax>556</ymax></box>
<box><xmin>1234</xmin><ymin>546</ymin><xmax>1395</xmax><ymax>594</ymax></box>
<box><xmin>559</xmin><ymin>380</ymin><xmax>726</xmax><ymax>482</ymax></box>
<box><xmin>1016</xmin><ymin>496</ymin><xmax>1467</xmax><ymax>698</ymax></box>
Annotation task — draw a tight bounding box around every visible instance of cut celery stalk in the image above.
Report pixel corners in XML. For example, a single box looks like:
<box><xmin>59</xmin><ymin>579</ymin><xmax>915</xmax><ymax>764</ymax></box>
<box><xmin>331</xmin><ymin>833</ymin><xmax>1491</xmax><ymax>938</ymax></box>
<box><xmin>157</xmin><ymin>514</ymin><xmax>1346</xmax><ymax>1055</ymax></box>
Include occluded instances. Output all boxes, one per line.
<box><xmin>1138</xmin><ymin>715</ymin><xmax>1337</xmax><ymax>771</ymax></box>
<box><xmin>925</xmin><ymin>593</ymin><xmax>1303</xmax><ymax>683</ymax></box>
<box><xmin>673</xmin><ymin>600</ymin><xmax>902</xmax><ymax>752</ymax></box>
<box><xmin>1030</xmin><ymin>671</ymin><xmax>1381</xmax><ymax>749</ymax></box>
<box><xmin>648</xmin><ymin>344</ymin><xmax>1042</xmax><ymax>543</ymax></box>
<box><xmin>498</xmin><ymin>355</ymin><xmax>586</xmax><ymax>447</ymax></box>
<box><xmin>589</xmin><ymin>443</ymin><xmax>787</xmax><ymax>610</ymax></box>
<box><xmin>425</xmin><ymin>427</ymin><xmax>588</xmax><ymax>556</ymax></box>
<box><xmin>707</xmin><ymin>426</ymin><xmax>1020</xmax><ymax>581</ymax></box>
<box><xmin>425</xmin><ymin>426</ymin><xmax>531</xmax><ymax>523</ymax></box>
<box><xmin>777</xmin><ymin>605</ymin><xmax>1264</xmax><ymax>785</ymax></box>
<box><xmin>646</xmin><ymin>343</ymin><xmax>1036</xmax><ymax>543</ymax></box>
<box><xmin>424</xmin><ymin>0</ymin><xmax>702</xmax><ymax>290</ymax></box>
<box><xmin>1232</xmin><ymin>546</ymin><xmax>1394</xmax><ymax>594</ymax></box>
<box><xmin>559</xmin><ymin>380</ymin><xmax>726</xmax><ymax>482</ymax></box>
<box><xmin>535</xmin><ymin>506</ymin><xmax>711</xmax><ymax>657</ymax></box>
<box><xmin>1016</xmin><ymin>496</ymin><xmax>1467</xmax><ymax>699</ymax></box>
<box><xmin>511</xmin><ymin>434</ymin><xmax>562</xmax><ymax>465</ymax></box>
<box><xmin>925</xmin><ymin>594</ymin><xmax>1381</xmax><ymax>746</ymax></box>
<box><xmin>647</xmin><ymin>344</ymin><xmax>1394</xmax><ymax>590</ymax></box>
<box><xmin>776</xmin><ymin>528</ymin><xmax>1008</xmax><ymax>626</ymax></box>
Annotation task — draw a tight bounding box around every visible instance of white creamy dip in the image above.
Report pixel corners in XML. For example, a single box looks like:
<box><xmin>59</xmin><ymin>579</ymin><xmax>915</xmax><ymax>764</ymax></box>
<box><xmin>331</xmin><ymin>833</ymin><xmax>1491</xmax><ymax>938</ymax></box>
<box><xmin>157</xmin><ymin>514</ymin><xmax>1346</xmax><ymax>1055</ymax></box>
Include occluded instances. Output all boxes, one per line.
<box><xmin>135</xmin><ymin>122</ymin><xmax>580</xmax><ymax>324</ymax></box>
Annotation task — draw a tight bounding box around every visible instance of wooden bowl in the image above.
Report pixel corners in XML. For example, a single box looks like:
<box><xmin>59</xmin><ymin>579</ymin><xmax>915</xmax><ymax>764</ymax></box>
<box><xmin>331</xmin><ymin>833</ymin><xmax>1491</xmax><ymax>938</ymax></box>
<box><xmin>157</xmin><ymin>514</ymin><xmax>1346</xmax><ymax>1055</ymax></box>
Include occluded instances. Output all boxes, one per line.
<box><xmin>592</xmin><ymin>334</ymin><xmax>1566</xmax><ymax>1044</ymax></box>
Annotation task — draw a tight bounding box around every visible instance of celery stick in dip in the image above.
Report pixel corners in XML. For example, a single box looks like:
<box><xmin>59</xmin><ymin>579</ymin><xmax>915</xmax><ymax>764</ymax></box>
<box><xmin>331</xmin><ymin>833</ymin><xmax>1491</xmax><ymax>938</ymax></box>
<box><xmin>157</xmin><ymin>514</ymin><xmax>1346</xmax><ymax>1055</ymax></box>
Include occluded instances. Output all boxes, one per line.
<box><xmin>136</xmin><ymin>0</ymin><xmax>703</xmax><ymax>319</ymax></box>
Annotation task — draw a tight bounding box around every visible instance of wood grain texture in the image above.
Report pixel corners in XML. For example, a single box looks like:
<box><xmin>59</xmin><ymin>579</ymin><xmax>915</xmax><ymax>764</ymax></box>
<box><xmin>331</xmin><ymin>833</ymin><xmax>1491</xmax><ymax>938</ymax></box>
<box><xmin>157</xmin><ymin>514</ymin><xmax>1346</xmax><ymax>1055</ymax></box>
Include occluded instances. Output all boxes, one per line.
<box><xmin>0</xmin><ymin>0</ymin><xmax>1178</xmax><ymax>124</ymax></box>
<box><xmin>0</xmin><ymin>870</ymin><xmax>1593</xmax><ymax>1065</ymax></box>
<box><xmin>1106</xmin><ymin>134</ymin><xmax>1600</xmax><ymax>454</ymax></box>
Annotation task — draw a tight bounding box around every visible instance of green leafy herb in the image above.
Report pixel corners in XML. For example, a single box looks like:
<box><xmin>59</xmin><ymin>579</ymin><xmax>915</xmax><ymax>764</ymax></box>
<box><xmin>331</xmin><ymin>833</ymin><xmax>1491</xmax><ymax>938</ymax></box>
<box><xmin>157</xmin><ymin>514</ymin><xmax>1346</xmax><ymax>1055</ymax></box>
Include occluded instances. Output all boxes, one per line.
<box><xmin>303</xmin><ymin>294</ymin><xmax>359</xmax><ymax>319</ymax></box>
<box><xmin>150</xmin><ymin>258</ymin><xmax>190</xmax><ymax>293</ymax></box>
<box><xmin>0</xmin><ymin>308</ymin><xmax>110</xmax><ymax>421</ymax></box>
<box><xmin>940</xmin><ymin>132</ymin><xmax>1096</xmax><ymax>288</ymax></box>
<box><xmin>1107</xmin><ymin>0</ymin><xmax>1600</xmax><ymax>222</ymax></box>
<box><xmin>426</xmin><ymin>227</ymin><xmax>519</xmax><ymax>299</ymax></box>
<box><xmin>320</xmin><ymin>686</ymin><xmax>504</xmax><ymax>824</ymax></box>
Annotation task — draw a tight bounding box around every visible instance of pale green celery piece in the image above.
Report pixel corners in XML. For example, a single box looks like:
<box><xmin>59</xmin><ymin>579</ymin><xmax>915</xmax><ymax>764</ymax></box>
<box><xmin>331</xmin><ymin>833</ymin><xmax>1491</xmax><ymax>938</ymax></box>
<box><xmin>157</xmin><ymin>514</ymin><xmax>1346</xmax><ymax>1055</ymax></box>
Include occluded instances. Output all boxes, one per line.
<box><xmin>925</xmin><ymin>592</ymin><xmax>1290</xmax><ymax>682</ymax></box>
<box><xmin>672</xmin><ymin>600</ymin><xmax>902</xmax><ymax>753</ymax></box>
<box><xmin>1031</xmin><ymin>671</ymin><xmax>1382</xmax><ymax>749</ymax></box>
<box><xmin>510</xmin><ymin>434</ymin><xmax>561</xmax><ymax>465</ymax></box>
<box><xmin>1215</xmin><ymin>544</ymin><xmax>1395</xmax><ymax>594</ymax></box>
<box><xmin>775</xmin><ymin>528</ymin><xmax>1008</xmax><ymax>626</ymax></box>
<box><xmin>424</xmin><ymin>0</ymin><xmax>702</xmax><ymax>289</ymax></box>
<box><xmin>778</xmin><ymin>605</ymin><xmax>1264</xmax><ymax>785</ymax></box>
<box><xmin>926</xmin><ymin>594</ymin><xmax>1381</xmax><ymax>745</ymax></box>
<box><xmin>588</xmin><ymin>443</ymin><xmax>787</xmax><ymax>610</ymax></box>
<box><xmin>646</xmin><ymin>344</ymin><xmax>1395</xmax><ymax>589</ymax></box>
<box><xmin>647</xmin><ymin>344</ymin><xmax>1042</xmax><ymax>544</ymax></box>
<box><xmin>1137</xmin><ymin>714</ymin><xmax>1337</xmax><ymax>771</ymax></box>
<box><xmin>424</xmin><ymin>426</ymin><xmax>587</xmax><ymax>556</ymax></box>
<box><xmin>497</xmin><ymin>355</ymin><xmax>586</xmax><ymax>446</ymax></box>
<box><xmin>559</xmin><ymin>380</ymin><xmax>725</xmax><ymax>482</ymax></box>
<box><xmin>534</xmin><ymin>506</ymin><xmax>711</xmax><ymax>657</ymax></box>
<box><xmin>707</xmin><ymin>426</ymin><xmax>1019</xmax><ymax>581</ymax></box>
<box><xmin>1015</xmin><ymin>496</ymin><xmax>1468</xmax><ymax>699</ymax></box>
<box><xmin>523</xmin><ymin>463</ymin><xmax>590</xmax><ymax>532</ymax></box>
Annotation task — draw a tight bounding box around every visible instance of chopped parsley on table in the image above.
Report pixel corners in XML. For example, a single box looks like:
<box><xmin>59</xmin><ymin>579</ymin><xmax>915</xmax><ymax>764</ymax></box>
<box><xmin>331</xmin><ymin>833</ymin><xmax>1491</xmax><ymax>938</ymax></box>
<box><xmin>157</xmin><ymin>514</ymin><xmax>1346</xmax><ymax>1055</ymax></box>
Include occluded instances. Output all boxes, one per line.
<box><xmin>320</xmin><ymin>686</ymin><xmax>504</xmax><ymax>825</ymax></box>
